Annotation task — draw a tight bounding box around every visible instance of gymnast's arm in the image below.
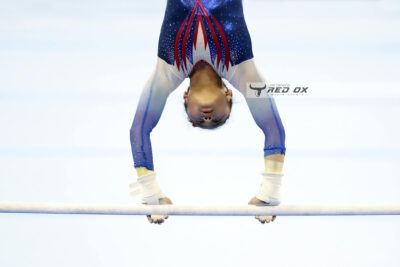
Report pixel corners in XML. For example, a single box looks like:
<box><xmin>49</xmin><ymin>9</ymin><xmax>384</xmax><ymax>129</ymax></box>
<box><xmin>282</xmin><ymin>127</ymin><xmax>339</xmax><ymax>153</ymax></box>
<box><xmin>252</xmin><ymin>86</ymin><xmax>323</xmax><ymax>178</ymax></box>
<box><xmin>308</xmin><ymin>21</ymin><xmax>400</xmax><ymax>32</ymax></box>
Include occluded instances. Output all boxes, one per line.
<box><xmin>130</xmin><ymin>57</ymin><xmax>185</xmax><ymax>177</ymax></box>
<box><xmin>227</xmin><ymin>58</ymin><xmax>286</xmax><ymax>160</ymax></box>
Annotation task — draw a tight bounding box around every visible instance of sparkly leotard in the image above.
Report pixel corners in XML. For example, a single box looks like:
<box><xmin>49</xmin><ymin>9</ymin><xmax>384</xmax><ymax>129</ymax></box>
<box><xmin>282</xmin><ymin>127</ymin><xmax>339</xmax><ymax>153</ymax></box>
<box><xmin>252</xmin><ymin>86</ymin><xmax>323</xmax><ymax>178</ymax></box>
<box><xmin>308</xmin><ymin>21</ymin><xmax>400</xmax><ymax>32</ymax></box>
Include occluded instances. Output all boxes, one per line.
<box><xmin>130</xmin><ymin>0</ymin><xmax>286</xmax><ymax>171</ymax></box>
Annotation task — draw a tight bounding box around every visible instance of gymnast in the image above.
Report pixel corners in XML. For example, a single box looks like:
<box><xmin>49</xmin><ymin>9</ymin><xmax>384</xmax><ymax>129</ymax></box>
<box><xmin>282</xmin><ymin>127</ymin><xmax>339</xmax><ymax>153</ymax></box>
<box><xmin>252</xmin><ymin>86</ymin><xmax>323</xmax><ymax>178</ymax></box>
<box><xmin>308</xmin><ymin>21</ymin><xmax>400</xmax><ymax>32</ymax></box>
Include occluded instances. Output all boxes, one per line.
<box><xmin>130</xmin><ymin>0</ymin><xmax>286</xmax><ymax>224</ymax></box>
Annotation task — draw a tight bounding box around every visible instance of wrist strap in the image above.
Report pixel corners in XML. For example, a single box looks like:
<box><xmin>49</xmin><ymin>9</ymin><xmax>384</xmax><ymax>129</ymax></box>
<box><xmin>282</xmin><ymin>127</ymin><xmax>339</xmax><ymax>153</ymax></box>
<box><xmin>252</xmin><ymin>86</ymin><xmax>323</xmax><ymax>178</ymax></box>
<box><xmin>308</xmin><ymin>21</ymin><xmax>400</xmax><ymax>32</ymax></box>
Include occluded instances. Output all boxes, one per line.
<box><xmin>255</xmin><ymin>172</ymin><xmax>283</xmax><ymax>205</ymax></box>
<box><xmin>129</xmin><ymin>172</ymin><xmax>165</xmax><ymax>204</ymax></box>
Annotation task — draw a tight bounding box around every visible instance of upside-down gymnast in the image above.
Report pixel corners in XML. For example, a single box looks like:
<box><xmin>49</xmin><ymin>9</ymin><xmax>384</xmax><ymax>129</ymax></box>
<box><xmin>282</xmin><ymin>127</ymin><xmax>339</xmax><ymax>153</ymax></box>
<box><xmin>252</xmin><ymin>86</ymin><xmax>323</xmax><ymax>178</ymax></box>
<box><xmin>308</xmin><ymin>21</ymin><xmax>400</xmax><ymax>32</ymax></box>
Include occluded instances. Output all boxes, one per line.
<box><xmin>130</xmin><ymin>0</ymin><xmax>286</xmax><ymax>224</ymax></box>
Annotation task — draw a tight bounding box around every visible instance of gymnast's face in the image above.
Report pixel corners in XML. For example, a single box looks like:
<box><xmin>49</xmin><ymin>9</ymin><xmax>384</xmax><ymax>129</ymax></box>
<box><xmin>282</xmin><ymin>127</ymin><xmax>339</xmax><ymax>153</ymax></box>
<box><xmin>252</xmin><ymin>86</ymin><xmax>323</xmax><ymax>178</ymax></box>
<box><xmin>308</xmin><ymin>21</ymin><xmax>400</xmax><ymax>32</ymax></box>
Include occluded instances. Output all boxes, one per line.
<box><xmin>184</xmin><ymin>84</ymin><xmax>232</xmax><ymax>129</ymax></box>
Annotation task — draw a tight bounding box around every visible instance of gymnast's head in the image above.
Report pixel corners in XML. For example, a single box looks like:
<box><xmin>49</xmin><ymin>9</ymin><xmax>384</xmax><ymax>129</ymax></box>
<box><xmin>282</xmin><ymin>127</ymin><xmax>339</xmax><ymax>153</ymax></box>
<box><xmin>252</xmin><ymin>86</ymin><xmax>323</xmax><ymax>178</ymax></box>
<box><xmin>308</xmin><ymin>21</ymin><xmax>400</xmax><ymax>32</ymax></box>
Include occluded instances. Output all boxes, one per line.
<box><xmin>183</xmin><ymin>61</ymin><xmax>233</xmax><ymax>129</ymax></box>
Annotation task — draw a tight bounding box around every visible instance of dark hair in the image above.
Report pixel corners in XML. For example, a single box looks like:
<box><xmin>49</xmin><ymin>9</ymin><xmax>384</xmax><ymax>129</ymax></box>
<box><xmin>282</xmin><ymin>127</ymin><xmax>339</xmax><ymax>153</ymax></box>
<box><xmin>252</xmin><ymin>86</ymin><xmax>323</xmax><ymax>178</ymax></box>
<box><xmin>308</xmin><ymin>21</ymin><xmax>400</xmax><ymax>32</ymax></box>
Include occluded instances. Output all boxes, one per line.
<box><xmin>184</xmin><ymin>83</ymin><xmax>232</xmax><ymax>129</ymax></box>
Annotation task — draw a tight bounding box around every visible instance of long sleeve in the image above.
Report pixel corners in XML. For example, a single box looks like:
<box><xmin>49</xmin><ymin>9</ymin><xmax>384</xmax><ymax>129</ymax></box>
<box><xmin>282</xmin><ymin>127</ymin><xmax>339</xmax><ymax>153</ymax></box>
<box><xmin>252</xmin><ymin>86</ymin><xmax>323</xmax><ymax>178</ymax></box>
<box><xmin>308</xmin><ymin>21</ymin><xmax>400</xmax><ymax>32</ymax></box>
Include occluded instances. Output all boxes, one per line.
<box><xmin>130</xmin><ymin>57</ymin><xmax>185</xmax><ymax>171</ymax></box>
<box><xmin>227</xmin><ymin>58</ymin><xmax>286</xmax><ymax>156</ymax></box>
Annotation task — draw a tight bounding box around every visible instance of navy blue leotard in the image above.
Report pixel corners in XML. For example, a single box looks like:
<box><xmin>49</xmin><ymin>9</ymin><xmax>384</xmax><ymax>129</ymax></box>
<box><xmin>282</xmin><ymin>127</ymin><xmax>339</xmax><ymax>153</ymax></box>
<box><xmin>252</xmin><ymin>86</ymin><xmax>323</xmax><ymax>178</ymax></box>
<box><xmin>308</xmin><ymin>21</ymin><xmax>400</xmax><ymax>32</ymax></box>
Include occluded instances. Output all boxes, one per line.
<box><xmin>130</xmin><ymin>0</ymin><xmax>286</xmax><ymax>171</ymax></box>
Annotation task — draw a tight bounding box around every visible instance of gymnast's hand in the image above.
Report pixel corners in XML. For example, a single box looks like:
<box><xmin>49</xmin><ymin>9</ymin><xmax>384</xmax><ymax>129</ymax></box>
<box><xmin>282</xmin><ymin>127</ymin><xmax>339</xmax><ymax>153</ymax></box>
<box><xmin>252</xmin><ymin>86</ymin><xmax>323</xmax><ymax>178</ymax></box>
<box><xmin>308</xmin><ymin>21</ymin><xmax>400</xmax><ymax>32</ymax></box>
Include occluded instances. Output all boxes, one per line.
<box><xmin>143</xmin><ymin>197</ymin><xmax>172</xmax><ymax>224</ymax></box>
<box><xmin>248</xmin><ymin>197</ymin><xmax>277</xmax><ymax>224</ymax></box>
<box><xmin>248</xmin><ymin>171</ymin><xmax>283</xmax><ymax>224</ymax></box>
<box><xmin>131</xmin><ymin>168</ymin><xmax>172</xmax><ymax>224</ymax></box>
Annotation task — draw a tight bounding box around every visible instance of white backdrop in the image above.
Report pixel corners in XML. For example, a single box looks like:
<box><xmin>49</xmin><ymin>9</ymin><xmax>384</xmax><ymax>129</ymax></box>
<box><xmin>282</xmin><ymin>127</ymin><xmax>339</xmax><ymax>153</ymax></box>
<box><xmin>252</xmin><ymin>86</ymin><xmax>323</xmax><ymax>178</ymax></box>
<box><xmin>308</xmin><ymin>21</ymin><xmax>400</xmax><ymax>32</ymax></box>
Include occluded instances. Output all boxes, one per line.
<box><xmin>0</xmin><ymin>0</ymin><xmax>399</xmax><ymax>266</ymax></box>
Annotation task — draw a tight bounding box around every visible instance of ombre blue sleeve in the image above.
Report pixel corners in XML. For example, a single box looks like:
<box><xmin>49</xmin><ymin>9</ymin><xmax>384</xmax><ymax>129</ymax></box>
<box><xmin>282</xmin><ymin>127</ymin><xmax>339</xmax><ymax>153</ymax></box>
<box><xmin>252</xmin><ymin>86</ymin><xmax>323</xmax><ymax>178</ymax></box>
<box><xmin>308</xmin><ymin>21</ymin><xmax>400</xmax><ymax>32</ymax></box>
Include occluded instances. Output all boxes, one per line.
<box><xmin>130</xmin><ymin>58</ymin><xmax>185</xmax><ymax>171</ymax></box>
<box><xmin>227</xmin><ymin>59</ymin><xmax>286</xmax><ymax>156</ymax></box>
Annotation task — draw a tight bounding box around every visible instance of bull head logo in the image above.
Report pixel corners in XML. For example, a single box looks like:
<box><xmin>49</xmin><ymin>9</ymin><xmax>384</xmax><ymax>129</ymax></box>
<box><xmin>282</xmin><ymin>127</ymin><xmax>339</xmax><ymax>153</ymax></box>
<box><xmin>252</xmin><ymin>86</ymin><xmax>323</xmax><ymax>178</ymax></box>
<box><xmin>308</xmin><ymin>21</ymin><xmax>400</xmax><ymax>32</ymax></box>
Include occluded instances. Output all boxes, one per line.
<box><xmin>249</xmin><ymin>83</ymin><xmax>267</xmax><ymax>97</ymax></box>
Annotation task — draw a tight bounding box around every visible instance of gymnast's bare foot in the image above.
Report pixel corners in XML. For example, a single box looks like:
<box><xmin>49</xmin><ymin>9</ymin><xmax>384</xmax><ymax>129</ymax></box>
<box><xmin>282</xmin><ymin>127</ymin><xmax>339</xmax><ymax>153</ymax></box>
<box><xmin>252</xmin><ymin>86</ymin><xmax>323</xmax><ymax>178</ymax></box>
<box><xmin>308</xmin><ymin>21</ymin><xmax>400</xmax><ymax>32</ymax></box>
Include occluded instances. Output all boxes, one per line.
<box><xmin>248</xmin><ymin>197</ymin><xmax>277</xmax><ymax>224</ymax></box>
<box><xmin>144</xmin><ymin>197</ymin><xmax>172</xmax><ymax>224</ymax></box>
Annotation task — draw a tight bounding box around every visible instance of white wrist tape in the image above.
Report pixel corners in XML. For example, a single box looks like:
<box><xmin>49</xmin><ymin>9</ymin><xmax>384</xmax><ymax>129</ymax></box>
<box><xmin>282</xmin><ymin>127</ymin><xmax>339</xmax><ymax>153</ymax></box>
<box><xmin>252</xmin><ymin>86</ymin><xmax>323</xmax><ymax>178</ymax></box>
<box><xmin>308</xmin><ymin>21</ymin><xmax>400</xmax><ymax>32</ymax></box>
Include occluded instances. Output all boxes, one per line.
<box><xmin>255</xmin><ymin>172</ymin><xmax>283</xmax><ymax>205</ymax></box>
<box><xmin>129</xmin><ymin>172</ymin><xmax>166</xmax><ymax>205</ymax></box>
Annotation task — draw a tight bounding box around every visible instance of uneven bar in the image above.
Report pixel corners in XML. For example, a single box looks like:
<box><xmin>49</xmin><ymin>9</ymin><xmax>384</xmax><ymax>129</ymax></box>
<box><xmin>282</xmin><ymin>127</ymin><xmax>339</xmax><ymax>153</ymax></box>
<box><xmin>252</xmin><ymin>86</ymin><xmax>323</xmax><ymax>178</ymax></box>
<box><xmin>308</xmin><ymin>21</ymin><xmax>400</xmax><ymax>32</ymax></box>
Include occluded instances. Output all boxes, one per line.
<box><xmin>1</xmin><ymin>202</ymin><xmax>400</xmax><ymax>216</ymax></box>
